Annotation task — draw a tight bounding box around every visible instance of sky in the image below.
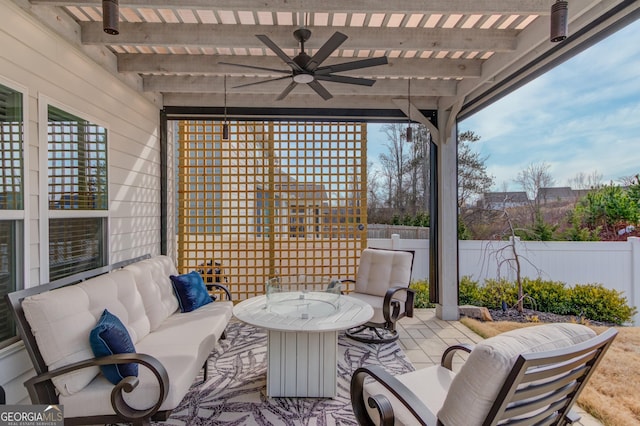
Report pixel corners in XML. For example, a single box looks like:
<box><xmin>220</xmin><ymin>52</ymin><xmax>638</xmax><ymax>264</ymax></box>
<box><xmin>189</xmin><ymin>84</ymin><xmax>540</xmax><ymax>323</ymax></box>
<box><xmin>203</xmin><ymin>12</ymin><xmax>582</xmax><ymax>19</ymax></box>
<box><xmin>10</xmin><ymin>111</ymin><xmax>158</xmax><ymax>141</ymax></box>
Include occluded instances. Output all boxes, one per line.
<box><xmin>368</xmin><ymin>17</ymin><xmax>640</xmax><ymax>192</ymax></box>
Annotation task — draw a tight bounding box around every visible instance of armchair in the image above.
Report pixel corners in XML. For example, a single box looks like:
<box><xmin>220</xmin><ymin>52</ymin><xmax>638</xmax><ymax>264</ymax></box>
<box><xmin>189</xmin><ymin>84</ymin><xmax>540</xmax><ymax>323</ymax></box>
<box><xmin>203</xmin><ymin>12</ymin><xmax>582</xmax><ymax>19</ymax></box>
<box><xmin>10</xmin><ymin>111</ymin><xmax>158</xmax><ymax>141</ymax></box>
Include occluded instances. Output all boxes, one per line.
<box><xmin>344</xmin><ymin>248</ymin><xmax>415</xmax><ymax>343</ymax></box>
<box><xmin>351</xmin><ymin>323</ymin><xmax>617</xmax><ymax>426</ymax></box>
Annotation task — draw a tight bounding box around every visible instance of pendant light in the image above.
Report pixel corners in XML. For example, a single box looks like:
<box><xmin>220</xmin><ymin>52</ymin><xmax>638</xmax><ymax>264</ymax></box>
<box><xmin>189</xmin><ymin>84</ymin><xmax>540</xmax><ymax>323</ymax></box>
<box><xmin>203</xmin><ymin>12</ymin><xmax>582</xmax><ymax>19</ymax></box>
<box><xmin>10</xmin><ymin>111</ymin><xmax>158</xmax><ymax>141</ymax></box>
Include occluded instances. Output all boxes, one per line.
<box><xmin>550</xmin><ymin>0</ymin><xmax>569</xmax><ymax>42</ymax></box>
<box><xmin>222</xmin><ymin>75</ymin><xmax>230</xmax><ymax>140</ymax></box>
<box><xmin>406</xmin><ymin>78</ymin><xmax>413</xmax><ymax>142</ymax></box>
<box><xmin>102</xmin><ymin>0</ymin><xmax>119</xmax><ymax>35</ymax></box>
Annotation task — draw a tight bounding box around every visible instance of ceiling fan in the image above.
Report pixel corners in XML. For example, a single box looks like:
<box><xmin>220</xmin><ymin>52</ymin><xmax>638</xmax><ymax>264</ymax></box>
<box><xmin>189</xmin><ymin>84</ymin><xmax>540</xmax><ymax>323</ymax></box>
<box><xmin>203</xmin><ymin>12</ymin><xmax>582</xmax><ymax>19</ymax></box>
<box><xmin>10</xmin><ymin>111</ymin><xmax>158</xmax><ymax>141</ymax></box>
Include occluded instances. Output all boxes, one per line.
<box><xmin>219</xmin><ymin>29</ymin><xmax>388</xmax><ymax>101</ymax></box>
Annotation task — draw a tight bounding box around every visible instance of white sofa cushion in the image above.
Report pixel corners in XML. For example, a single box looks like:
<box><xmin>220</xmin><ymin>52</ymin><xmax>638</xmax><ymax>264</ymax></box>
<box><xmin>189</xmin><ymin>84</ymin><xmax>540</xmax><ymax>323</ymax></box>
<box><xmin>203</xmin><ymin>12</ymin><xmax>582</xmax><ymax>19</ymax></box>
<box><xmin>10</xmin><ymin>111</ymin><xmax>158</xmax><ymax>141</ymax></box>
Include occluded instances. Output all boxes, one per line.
<box><xmin>22</xmin><ymin>269</ymin><xmax>150</xmax><ymax>396</ymax></box>
<box><xmin>437</xmin><ymin>323</ymin><xmax>597</xmax><ymax>426</ymax></box>
<box><xmin>124</xmin><ymin>256</ymin><xmax>179</xmax><ymax>330</ymax></box>
<box><xmin>354</xmin><ymin>249</ymin><xmax>413</xmax><ymax>298</ymax></box>
<box><xmin>22</xmin><ymin>285</ymin><xmax>99</xmax><ymax>396</ymax></box>
<box><xmin>77</xmin><ymin>269</ymin><xmax>151</xmax><ymax>343</ymax></box>
<box><xmin>59</xmin><ymin>301</ymin><xmax>234</xmax><ymax>417</ymax></box>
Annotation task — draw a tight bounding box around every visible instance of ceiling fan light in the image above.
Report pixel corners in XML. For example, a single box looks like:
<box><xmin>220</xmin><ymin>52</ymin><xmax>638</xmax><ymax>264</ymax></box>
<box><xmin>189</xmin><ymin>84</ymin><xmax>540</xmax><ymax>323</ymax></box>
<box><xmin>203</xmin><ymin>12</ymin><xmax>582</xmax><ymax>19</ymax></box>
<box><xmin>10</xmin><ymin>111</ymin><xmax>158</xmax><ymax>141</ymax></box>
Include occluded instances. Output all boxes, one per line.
<box><xmin>293</xmin><ymin>73</ymin><xmax>314</xmax><ymax>84</ymax></box>
<box><xmin>102</xmin><ymin>0</ymin><xmax>119</xmax><ymax>35</ymax></box>
<box><xmin>550</xmin><ymin>0</ymin><xmax>569</xmax><ymax>42</ymax></box>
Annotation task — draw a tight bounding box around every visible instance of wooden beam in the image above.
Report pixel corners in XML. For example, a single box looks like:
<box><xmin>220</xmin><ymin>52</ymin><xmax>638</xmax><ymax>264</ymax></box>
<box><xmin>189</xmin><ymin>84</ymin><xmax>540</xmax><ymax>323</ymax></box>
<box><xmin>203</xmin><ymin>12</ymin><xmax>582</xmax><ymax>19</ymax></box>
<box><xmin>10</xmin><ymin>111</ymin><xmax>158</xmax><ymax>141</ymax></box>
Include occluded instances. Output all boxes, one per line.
<box><xmin>31</xmin><ymin>0</ymin><xmax>550</xmax><ymax>15</ymax></box>
<box><xmin>162</xmin><ymin>93</ymin><xmax>439</xmax><ymax>112</ymax></box>
<box><xmin>143</xmin><ymin>75</ymin><xmax>457</xmax><ymax>96</ymax></box>
<box><xmin>119</xmin><ymin>54</ymin><xmax>482</xmax><ymax>79</ymax></box>
<box><xmin>81</xmin><ymin>23</ymin><xmax>517</xmax><ymax>52</ymax></box>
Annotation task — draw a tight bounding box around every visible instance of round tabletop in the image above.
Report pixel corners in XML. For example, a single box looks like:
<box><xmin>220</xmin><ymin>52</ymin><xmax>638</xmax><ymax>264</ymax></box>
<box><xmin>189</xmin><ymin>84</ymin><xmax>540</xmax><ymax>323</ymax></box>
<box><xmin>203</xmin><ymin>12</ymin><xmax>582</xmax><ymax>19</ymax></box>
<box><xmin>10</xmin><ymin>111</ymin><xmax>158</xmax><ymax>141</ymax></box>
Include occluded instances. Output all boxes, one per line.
<box><xmin>233</xmin><ymin>293</ymin><xmax>373</xmax><ymax>332</ymax></box>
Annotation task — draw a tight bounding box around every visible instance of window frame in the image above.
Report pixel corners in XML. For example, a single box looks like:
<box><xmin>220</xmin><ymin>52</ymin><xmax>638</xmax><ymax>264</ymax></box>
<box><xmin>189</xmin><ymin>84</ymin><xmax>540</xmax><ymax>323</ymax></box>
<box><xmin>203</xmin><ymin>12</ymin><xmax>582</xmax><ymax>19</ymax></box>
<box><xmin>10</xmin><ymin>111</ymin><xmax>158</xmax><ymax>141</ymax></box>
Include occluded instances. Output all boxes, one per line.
<box><xmin>38</xmin><ymin>96</ymin><xmax>110</xmax><ymax>283</ymax></box>
<box><xmin>0</xmin><ymin>76</ymin><xmax>28</xmax><ymax>349</ymax></box>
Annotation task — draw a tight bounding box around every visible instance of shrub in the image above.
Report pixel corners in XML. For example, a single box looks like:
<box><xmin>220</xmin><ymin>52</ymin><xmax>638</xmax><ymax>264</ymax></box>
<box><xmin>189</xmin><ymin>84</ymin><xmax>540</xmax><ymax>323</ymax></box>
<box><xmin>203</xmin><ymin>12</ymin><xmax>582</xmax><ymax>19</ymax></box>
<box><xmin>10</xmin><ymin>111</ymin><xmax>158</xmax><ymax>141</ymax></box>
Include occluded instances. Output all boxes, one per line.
<box><xmin>459</xmin><ymin>276</ymin><xmax>482</xmax><ymax>306</ymax></box>
<box><xmin>459</xmin><ymin>277</ymin><xmax>636</xmax><ymax>325</ymax></box>
<box><xmin>410</xmin><ymin>280</ymin><xmax>434</xmax><ymax>308</ymax></box>
<box><xmin>477</xmin><ymin>278</ymin><xmax>518</xmax><ymax>309</ymax></box>
<box><xmin>569</xmin><ymin>283</ymin><xmax>637</xmax><ymax>324</ymax></box>
<box><xmin>522</xmin><ymin>278</ymin><xmax>572</xmax><ymax>314</ymax></box>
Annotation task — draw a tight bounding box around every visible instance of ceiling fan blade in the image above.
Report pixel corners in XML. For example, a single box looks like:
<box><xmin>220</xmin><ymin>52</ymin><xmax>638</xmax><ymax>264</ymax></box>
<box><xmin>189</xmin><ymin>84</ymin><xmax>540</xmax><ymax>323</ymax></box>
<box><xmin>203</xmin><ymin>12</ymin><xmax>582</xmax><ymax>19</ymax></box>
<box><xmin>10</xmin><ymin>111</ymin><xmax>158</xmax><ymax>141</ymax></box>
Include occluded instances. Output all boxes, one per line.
<box><xmin>275</xmin><ymin>81</ymin><xmax>298</xmax><ymax>101</ymax></box>
<box><xmin>306</xmin><ymin>31</ymin><xmax>348</xmax><ymax>71</ymax></box>
<box><xmin>218</xmin><ymin>62</ymin><xmax>291</xmax><ymax>74</ymax></box>
<box><xmin>256</xmin><ymin>34</ymin><xmax>304</xmax><ymax>72</ymax></box>
<box><xmin>307</xmin><ymin>80</ymin><xmax>333</xmax><ymax>100</ymax></box>
<box><xmin>315</xmin><ymin>74</ymin><xmax>376</xmax><ymax>86</ymax></box>
<box><xmin>232</xmin><ymin>76</ymin><xmax>292</xmax><ymax>89</ymax></box>
<box><xmin>315</xmin><ymin>56</ymin><xmax>388</xmax><ymax>75</ymax></box>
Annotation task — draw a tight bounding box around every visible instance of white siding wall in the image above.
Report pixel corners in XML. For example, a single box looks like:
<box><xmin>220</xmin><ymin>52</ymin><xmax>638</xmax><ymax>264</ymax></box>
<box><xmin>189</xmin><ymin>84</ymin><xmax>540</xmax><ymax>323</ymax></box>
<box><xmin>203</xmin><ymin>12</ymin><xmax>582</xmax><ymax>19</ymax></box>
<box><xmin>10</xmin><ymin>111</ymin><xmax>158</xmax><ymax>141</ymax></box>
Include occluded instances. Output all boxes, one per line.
<box><xmin>1</xmin><ymin>0</ymin><xmax>163</xmax><ymax>403</ymax></box>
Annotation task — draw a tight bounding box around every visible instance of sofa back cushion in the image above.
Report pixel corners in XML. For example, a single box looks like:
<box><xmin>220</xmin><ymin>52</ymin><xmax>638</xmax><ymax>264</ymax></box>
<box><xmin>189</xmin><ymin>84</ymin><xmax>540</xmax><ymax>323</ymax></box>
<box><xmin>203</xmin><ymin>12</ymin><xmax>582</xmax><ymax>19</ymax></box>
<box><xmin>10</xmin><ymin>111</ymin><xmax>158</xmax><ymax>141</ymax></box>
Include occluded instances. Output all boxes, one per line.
<box><xmin>354</xmin><ymin>248</ymin><xmax>413</xmax><ymax>299</ymax></box>
<box><xmin>77</xmin><ymin>269</ymin><xmax>151</xmax><ymax>342</ymax></box>
<box><xmin>124</xmin><ymin>255</ymin><xmax>179</xmax><ymax>330</ymax></box>
<box><xmin>437</xmin><ymin>323</ymin><xmax>597</xmax><ymax>426</ymax></box>
<box><xmin>21</xmin><ymin>268</ymin><xmax>149</xmax><ymax>396</ymax></box>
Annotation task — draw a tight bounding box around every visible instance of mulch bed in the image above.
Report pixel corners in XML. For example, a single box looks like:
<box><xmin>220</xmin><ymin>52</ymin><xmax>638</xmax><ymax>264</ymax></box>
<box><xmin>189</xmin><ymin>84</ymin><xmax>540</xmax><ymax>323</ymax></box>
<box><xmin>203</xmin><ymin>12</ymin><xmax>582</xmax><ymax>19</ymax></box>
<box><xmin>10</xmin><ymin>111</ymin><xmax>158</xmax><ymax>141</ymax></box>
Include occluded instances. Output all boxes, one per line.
<box><xmin>488</xmin><ymin>308</ymin><xmax>618</xmax><ymax>327</ymax></box>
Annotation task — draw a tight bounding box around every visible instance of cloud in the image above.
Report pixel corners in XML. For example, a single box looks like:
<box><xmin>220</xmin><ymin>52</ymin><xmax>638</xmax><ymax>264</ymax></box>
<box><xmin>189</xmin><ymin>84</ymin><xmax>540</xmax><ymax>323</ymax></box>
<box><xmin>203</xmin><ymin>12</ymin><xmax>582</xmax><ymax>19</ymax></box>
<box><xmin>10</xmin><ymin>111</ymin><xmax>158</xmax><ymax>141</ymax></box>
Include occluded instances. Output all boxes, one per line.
<box><xmin>460</xmin><ymin>19</ymin><xmax>640</xmax><ymax>190</ymax></box>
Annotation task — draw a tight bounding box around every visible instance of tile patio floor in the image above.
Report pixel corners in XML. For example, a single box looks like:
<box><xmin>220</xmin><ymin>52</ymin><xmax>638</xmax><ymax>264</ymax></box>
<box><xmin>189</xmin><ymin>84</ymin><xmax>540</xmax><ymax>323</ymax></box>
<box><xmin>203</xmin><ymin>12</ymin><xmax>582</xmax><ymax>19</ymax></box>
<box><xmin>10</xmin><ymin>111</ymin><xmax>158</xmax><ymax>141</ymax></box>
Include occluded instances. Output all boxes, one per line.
<box><xmin>395</xmin><ymin>308</ymin><xmax>603</xmax><ymax>426</ymax></box>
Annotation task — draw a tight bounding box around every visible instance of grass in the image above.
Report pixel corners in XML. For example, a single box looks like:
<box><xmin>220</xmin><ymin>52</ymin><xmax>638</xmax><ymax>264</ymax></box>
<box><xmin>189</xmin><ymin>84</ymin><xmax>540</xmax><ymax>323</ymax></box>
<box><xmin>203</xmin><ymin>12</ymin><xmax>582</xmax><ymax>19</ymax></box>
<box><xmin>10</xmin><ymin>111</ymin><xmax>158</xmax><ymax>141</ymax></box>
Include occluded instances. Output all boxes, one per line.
<box><xmin>460</xmin><ymin>318</ymin><xmax>640</xmax><ymax>426</ymax></box>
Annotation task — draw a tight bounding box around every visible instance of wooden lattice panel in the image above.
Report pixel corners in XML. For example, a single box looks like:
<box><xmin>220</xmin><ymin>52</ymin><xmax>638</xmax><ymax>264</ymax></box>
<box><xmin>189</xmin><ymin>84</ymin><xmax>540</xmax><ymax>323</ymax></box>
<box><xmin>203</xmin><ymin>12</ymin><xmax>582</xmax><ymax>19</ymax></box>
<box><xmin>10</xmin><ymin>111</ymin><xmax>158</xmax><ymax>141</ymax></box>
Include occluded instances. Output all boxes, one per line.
<box><xmin>177</xmin><ymin>120</ymin><xmax>367</xmax><ymax>301</ymax></box>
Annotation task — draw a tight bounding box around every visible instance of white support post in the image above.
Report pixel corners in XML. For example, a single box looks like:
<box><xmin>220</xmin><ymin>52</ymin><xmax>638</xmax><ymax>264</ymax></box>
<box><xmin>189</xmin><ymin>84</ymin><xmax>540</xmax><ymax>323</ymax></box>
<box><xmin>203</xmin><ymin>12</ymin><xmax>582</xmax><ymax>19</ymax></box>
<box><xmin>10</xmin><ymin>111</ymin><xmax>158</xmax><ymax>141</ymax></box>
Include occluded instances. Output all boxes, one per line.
<box><xmin>629</xmin><ymin>237</ymin><xmax>639</xmax><ymax>325</ymax></box>
<box><xmin>435</xmin><ymin>108</ymin><xmax>460</xmax><ymax>321</ymax></box>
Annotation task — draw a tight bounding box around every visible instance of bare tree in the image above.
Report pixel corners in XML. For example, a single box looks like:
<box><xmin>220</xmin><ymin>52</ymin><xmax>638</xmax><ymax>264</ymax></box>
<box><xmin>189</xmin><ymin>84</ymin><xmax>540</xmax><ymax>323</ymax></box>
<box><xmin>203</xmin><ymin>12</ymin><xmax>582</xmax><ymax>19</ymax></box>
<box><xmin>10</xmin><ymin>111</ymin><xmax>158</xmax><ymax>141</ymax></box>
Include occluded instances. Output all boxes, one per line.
<box><xmin>568</xmin><ymin>170</ymin><xmax>603</xmax><ymax>189</ymax></box>
<box><xmin>406</xmin><ymin>125</ymin><xmax>431</xmax><ymax>212</ymax></box>
<box><xmin>458</xmin><ymin>131</ymin><xmax>494</xmax><ymax>207</ymax></box>
<box><xmin>618</xmin><ymin>174</ymin><xmax>639</xmax><ymax>187</ymax></box>
<box><xmin>366</xmin><ymin>160</ymin><xmax>383</xmax><ymax>211</ymax></box>
<box><xmin>378</xmin><ymin>123</ymin><xmax>411</xmax><ymax>210</ymax></box>
<box><xmin>514</xmin><ymin>161</ymin><xmax>555</xmax><ymax>212</ymax></box>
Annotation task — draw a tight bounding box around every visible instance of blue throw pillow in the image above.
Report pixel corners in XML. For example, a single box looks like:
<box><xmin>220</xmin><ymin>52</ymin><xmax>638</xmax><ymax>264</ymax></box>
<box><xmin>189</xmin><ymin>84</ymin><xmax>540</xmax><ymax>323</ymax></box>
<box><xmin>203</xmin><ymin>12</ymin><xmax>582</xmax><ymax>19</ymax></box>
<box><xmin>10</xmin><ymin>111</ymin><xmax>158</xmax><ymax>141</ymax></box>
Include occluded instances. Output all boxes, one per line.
<box><xmin>170</xmin><ymin>271</ymin><xmax>213</xmax><ymax>313</ymax></box>
<box><xmin>89</xmin><ymin>309</ymin><xmax>138</xmax><ymax>385</ymax></box>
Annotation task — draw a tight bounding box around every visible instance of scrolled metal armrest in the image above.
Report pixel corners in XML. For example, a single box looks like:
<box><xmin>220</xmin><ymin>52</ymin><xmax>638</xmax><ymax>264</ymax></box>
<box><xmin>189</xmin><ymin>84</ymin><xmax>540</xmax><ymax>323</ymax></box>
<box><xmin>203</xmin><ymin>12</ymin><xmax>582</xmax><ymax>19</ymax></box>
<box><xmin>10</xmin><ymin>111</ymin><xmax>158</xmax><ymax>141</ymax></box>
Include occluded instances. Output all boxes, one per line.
<box><xmin>440</xmin><ymin>343</ymin><xmax>473</xmax><ymax>370</ymax></box>
<box><xmin>383</xmin><ymin>286</ymin><xmax>416</xmax><ymax>321</ymax></box>
<box><xmin>351</xmin><ymin>365</ymin><xmax>433</xmax><ymax>426</ymax></box>
<box><xmin>25</xmin><ymin>353</ymin><xmax>169</xmax><ymax>422</ymax></box>
<box><xmin>208</xmin><ymin>283</ymin><xmax>233</xmax><ymax>300</ymax></box>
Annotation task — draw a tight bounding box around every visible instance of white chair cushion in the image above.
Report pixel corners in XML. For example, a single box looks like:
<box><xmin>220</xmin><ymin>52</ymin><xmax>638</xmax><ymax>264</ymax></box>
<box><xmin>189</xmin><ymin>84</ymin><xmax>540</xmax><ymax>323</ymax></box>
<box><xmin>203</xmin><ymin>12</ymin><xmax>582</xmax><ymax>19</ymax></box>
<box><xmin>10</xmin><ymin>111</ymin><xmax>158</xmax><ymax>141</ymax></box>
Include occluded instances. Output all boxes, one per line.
<box><xmin>437</xmin><ymin>323</ymin><xmax>597</xmax><ymax>426</ymax></box>
<box><xmin>364</xmin><ymin>366</ymin><xmax>455</xmax><ymax>426</ymax></box>
<box><xmin>124</xmin><ymin>256</ymin><xmax>179</xmax><ymax>331</ymax></box>
<box><xmin>354</xmin><ymin>249</ymin><xmax>413</xmax><ymax>298</ymax></box>
<box><xmin>347</xmin><ymin>292</ymin><xmax>407</xmax><ymax>323</ymax></box>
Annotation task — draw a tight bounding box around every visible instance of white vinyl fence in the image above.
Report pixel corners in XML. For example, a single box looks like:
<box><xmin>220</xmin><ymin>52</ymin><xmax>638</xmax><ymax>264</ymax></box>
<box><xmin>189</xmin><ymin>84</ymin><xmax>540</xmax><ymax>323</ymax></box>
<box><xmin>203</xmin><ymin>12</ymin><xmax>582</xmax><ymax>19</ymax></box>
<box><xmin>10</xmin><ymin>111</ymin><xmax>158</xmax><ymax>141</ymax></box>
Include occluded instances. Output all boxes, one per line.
<box><xmin>369</xmin><ymin>236</ymin><xmax>640</xmax><ymax>324</ymax></box>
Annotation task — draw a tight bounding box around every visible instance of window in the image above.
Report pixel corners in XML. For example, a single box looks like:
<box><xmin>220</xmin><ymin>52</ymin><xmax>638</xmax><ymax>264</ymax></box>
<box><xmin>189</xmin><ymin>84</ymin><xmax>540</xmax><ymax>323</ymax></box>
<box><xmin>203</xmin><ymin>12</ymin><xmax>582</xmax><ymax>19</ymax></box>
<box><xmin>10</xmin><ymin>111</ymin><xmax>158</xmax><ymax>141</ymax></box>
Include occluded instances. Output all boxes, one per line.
<box><xmin>47</xmin><ymin>105</ymin><xmax>108</xmax><ymax>281</ymax></box>
<box><xmin>0</xmin><ymin>82</ymin><xmax>24</xmax><ymax>348</ymax></box>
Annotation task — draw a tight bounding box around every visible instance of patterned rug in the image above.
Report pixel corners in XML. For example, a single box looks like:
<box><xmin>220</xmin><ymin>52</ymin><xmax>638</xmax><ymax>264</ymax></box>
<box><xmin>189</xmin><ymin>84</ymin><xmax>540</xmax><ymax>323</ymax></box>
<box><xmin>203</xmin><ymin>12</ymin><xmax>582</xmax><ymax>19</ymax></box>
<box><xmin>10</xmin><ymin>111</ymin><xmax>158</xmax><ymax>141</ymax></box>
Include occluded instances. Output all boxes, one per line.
<box><xmin>157</xmin><ymin>321</ymin><xmax>414</xmax><ymax>425</ymax></box>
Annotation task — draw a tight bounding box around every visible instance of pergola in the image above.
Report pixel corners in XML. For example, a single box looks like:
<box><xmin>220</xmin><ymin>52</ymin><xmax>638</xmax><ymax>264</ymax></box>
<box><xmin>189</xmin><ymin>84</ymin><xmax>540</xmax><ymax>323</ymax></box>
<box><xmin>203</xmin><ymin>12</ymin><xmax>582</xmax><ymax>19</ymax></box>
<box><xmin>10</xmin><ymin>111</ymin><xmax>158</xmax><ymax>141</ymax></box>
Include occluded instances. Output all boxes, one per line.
<box><xmin>17</xmin><ymin>0</ymin><xmax>640</xmax><ymax>319</ymax></box>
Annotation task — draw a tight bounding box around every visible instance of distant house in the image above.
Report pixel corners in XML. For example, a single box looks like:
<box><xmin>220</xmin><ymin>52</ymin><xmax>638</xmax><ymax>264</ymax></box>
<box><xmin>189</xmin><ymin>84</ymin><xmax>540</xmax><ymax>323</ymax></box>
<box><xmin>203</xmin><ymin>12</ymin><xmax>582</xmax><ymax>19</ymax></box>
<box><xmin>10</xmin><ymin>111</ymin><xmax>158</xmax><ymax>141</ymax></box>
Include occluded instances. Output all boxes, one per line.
<box><xmin>536</xmin><ymin>187</ymin><xmax>591</xmax><ymax>204</ymax></box>
<box><xmin>479</xmin><ymin>191</ymin><xmax>529</xmax><ymax>210</ymax></box>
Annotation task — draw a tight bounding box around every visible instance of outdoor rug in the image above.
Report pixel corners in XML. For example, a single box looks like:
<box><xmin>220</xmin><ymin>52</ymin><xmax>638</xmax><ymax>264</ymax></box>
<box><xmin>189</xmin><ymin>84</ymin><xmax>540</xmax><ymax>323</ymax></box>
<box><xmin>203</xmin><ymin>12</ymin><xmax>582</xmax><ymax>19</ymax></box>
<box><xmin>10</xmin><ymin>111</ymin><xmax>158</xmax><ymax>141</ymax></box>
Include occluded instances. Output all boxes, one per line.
<box><xmin>156</xmin><ymin>320</ymin><xmax>415</xmax><ymax>425</ymax></box>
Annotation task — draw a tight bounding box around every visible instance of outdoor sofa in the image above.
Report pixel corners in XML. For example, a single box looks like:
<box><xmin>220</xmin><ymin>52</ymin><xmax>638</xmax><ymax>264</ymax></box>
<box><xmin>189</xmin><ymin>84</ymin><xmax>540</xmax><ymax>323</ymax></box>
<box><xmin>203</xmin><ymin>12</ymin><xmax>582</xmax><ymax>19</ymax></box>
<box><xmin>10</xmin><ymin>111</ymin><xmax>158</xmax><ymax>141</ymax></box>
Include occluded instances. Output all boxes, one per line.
<box><xmin>5</xmin><ymin>255</ymin><xmax>233</xmax><ymax>425</ymax></box>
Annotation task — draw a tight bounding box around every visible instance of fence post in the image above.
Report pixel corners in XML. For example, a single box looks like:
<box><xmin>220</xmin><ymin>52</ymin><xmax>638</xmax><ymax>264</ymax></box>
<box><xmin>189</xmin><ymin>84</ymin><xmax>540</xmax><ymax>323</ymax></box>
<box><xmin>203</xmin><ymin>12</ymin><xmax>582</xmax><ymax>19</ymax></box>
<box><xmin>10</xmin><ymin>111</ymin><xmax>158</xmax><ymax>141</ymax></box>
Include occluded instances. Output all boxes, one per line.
<box><xmin>629</xmin><ymin>237</ymin><xmax>639</xmax><ymax>325</ymax></box>
<box><xmin>391</xmin><ymin>234</ymin><xmax>400</xmax><ymax>250</ymax></box>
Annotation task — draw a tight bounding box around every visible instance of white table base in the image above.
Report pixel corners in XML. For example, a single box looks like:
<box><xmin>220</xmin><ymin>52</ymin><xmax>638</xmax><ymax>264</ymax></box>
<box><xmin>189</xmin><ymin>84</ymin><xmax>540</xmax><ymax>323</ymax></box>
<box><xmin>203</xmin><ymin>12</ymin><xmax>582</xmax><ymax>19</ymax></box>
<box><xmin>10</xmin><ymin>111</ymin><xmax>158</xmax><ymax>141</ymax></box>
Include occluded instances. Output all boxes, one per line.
<box><xmin>233</xmin><ymin>293</ymin><xmax>373</xmax><ymax>398</ymax></box>
<box><xmin>267</xmin><ymin>330</ymin><xmax>338</xmax><ymax>398</ymax></box>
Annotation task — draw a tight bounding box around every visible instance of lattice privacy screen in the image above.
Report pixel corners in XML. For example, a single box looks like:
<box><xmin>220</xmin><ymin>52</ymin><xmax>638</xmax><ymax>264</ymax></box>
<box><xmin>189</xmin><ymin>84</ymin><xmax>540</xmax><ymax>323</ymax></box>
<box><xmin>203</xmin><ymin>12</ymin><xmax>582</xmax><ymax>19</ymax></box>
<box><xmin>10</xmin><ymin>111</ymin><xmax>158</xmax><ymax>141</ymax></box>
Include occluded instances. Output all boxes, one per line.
<box><xmin>176</xmin><ymin>120</ymin><xmax>367</xmax><ymax>300</ymax></box>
